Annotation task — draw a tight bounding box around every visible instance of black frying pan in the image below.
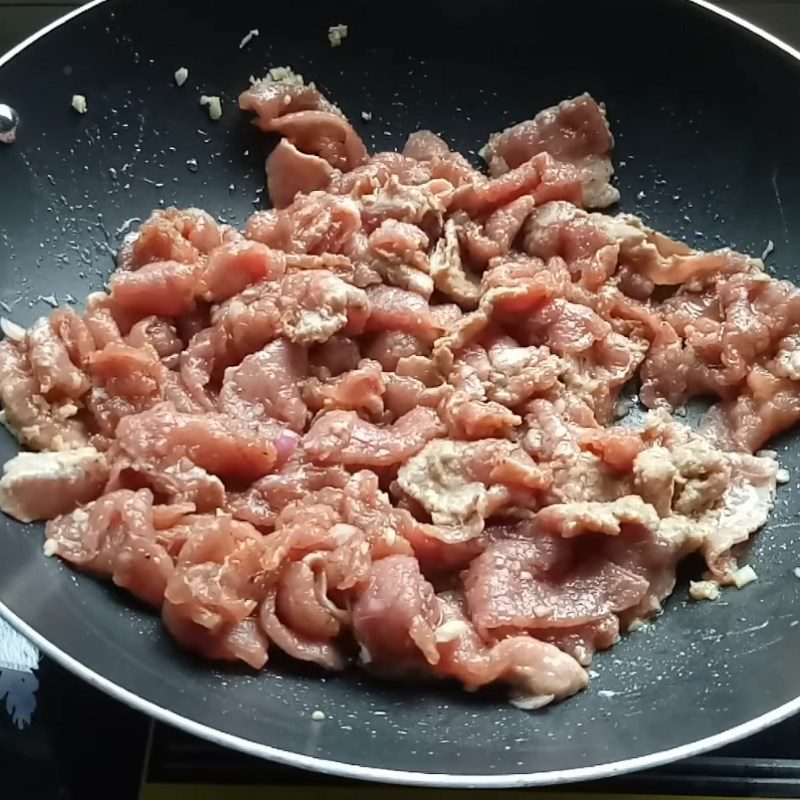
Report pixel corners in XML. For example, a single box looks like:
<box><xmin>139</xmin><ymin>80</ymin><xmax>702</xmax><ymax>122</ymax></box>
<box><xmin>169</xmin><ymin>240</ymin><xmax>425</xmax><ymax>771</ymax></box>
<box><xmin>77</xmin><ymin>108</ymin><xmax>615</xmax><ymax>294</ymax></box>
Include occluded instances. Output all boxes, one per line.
<box><xmin>0</xmin><ymin>0</ymin><xmax>799</xmax><ymax>787</ymax></box>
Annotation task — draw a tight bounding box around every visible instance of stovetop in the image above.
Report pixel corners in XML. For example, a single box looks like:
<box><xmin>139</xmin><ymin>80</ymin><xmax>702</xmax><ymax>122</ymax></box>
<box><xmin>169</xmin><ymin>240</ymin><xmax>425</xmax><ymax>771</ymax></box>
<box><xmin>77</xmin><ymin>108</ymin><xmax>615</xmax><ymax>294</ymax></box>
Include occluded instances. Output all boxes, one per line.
<box><xmin>1</xmin><ymin>619</ymin><xmax>799</xmax><ymax>799</ymax></box>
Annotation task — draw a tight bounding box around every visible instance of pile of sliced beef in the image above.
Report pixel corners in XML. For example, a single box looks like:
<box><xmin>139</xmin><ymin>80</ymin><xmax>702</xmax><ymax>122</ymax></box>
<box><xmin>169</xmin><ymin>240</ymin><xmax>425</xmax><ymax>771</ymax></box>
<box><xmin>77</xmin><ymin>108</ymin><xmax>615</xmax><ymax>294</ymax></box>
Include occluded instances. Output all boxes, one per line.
<box><xmin>0</xmin><ymin>67</ymin><xmax>791</xmax><ymax>709</ymax></box>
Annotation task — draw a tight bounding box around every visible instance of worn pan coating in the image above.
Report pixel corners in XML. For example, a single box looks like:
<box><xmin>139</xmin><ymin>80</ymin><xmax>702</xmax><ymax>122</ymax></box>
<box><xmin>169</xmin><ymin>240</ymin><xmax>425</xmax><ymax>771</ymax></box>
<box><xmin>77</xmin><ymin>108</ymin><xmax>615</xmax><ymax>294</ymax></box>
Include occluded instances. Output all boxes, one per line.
<box><xmin>0</xmin><ymin>0</ymin><xmax>799</xmax><ymax>787</ymax></box>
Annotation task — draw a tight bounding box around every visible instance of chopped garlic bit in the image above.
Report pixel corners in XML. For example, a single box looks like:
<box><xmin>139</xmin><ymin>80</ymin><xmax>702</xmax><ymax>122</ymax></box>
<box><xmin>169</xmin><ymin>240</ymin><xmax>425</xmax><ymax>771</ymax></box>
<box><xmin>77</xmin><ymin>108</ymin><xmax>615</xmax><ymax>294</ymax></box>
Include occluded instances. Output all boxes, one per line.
<box><xmin>689</xmin><ymin>579</ymin><xmax>721</xmax><ymax>601</ymax></box>
<box><xmin>174</xmin><ymin>67</ymin><xmax>189</xmax><ymax>87</ymax></box>
<box><xmin>239</xmin><ymin>29</ymin><xmax>259</xmax><ymax>49</ymax></box>
<box><xmin>199</xmin><ymin>95</ymin><xmax>223</xmax><ymax>121</ymax></box>
<box><xmin>361</xmin><ymin>110</ymin><xmax>373</xmax><ymax>122</ymax></box>
<box><xmin>43</xmin><ymin>539</ymin><xmax>58</xmax><ymax>557</ymax></box>
<box><xmin>328</xmin><ymin>24</ymin><xmax>348</xmax><ymax>47</ymax></box>
<box><xmin>0</xmin><ymin>317</ymin><xmax>26</xmax><ymax>341</ymax></box>
<box><xmin>264</xmin><ymin>66</ymin><xmax>306</xmax><ymax>87</ymax></box>
<box><xmin>793</xmin><ymin>566</ymin><xmax>800</xmax><ymax>580</ymax></box>
<box><xmin>733</xmin><ymin>565</ymin><xmax>758</xmax><ymax>589</ymax></box>
<box><xmin>358</xmin><ymin>642</ymin><xmax>372</xmax><ymax>664</ymax></box>
<box><xmin>509</xmin><ymin>693</ymin><xmax>554</xmax><ymax>711</ymax></box>
<box><xmin>434</xmin><ymin>619</ymin><xmax>470</xmax><ymax>643</ymax></box>
<box><xmin>762</xmin><ymin>239</ymin><xmax>775</xmax><ymax>260</ymax></box>
<box><xmin>56</xmin><ymin>403</ymin><xmax>79</xmax><ymax>420</ymax></box>
<box><xmin>71</xmin><ymin>95</ymin><xmax>88</xmax><ymax>115</ymax></box>
<box><xmin>311</xmin><ymin>709</ymin><xmax>326</xmax><ymax>721</ymax></box>
<box><xmin>776</xmin><ymin>467</ymin><xmax>790</xmax><ymax>484</ymax></box>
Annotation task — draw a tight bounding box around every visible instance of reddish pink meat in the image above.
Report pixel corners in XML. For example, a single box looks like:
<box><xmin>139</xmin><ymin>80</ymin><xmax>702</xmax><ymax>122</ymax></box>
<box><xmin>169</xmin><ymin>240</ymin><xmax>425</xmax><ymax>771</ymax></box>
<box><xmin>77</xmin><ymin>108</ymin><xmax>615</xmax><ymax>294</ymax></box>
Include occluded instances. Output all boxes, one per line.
<box><xmin>268</xmin><ymin>111</ymin><xmax>368</xmax><ymax>172</ymax></box>
<box><xmin>239</xmin><ymin>77</ymin><xmax>339</xmax><ymax>131</ymax></box>
<box><xmin>303</xmin><ymin>407</ymin><xmax>444</xmax><ymax>467</ymax></box>
<box><xmin>352</xmin><ymin>555</ymin><xmax>441</xmax><ymax>668</ymax></box>
<box><xmin>267</xmin><ymin>139</ymin><xmax>334</xmax><ymax>209</ymax></box>
<box><xmin>364</xmin><ymin>285</ymin><xmax>442</xmax><ymax>342</ymax></box>
<box><xmin>118</xmin><ymin>208</ymin><xmax>222</xmax><ymax>271</ymax></box>
<box><xmin>198</xmin><ymin>240</ymin><xmax>286</xmax><ymax>302</ymax></box>
<box><xmin>45</xmin><ymin>489</ymin><xmax>173</xmax><ymax>607</ymax></box>
<box><xmin>433</xmin><ymin>592</ymin><xmax>588</xmax><ymax>702</ymax></box>
<box><xmin>464</xmin><ymin>537</ymin><xmax>648</xmax><ymax>635</ymax></box>
<box><xmin>219</xmin><ymin>339</ymin><xmax>309</xmax><ymax>432</ymax></box>
<box><xmin>109</xmin><ymin>261</ymin><xmax>196</xmax><ymax>318</ymax></box>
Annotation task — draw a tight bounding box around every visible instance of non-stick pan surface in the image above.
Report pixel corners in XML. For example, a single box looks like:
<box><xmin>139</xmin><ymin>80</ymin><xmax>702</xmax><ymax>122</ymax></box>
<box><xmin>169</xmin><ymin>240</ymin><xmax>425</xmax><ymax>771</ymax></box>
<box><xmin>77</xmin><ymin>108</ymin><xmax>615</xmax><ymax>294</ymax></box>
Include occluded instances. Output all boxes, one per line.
<box><xmin>1</xmin><ymin>0</ymin><xmax>799</xmax><ymax>787</ymax></box>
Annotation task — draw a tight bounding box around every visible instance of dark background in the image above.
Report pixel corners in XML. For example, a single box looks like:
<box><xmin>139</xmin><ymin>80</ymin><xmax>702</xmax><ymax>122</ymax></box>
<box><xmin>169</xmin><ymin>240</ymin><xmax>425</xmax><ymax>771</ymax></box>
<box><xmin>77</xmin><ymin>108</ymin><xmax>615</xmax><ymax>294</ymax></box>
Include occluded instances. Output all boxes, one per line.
<box><xmin>1</xmin><ymin>0</ymin><xmax>799</xmax><ymax>56</ymax></box>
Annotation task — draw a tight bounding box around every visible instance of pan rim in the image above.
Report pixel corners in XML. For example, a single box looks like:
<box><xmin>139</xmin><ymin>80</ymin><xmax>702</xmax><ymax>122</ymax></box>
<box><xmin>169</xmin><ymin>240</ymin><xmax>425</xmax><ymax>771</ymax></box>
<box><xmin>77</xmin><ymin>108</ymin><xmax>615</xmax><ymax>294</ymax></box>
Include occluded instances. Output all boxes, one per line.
<box><xmin>1</xmin><ymin>0</ymin><xmax>800</xmax><ymax>788</ymax></box>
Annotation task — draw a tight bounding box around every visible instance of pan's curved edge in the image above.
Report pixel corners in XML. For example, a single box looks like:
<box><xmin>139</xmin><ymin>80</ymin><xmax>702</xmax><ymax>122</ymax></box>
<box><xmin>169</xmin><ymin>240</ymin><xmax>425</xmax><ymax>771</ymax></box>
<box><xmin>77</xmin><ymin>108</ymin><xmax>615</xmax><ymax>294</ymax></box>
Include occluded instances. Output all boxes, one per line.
<box><xmin>0</xmin><ymin>0</ymin><xmax>109</xmax><ymax>67</ymax></box>
<box><xmin>0</xmin><ymin>0</ymin><xmax>799</xmax><ymax>788</ymax></box>
<box><xmin>3</xmin><ymin>598</ymin><xmax>800</xmax><ymax>789</ymax></box>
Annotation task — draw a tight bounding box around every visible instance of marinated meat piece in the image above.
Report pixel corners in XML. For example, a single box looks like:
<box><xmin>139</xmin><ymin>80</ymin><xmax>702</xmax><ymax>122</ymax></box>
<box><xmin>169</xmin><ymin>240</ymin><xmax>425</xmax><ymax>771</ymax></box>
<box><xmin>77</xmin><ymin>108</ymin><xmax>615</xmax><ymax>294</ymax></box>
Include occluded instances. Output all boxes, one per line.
<box><xmin>363</xmin><ymin>285</ymin><xmax>441</xmax><ymax>342</ymax></box>
<box><xmin>126</xmin><ymin>317</ymin><xmax>183</xmax><ymax>367</ymax></box>
<box><xmin>359</xmin><ymin>176</ymin><xmax>454</xmax><ymax>228</ymax></box>
<box><xmin>227</xmin><ymin>462</ymin><xmax>349</xmax><ymax>530</ymax></box>
<box><xmin>219</xmin><ymin>339</ymin><xmax>309</xmax><ymax>432</ymax></box>
<box><xmin>45</xmin><ymin>489</ymin><xmax>174</xmax><ymax>607</ymax></box>
<box><xmin>0</xmin><ymin>339</ymin><xmax>89</xmax><ymax>451</ymax></box>
<box><xmin>363</xmin><ymin>330</ymin><xmax>428</xmax><ymax>371</ymax></box>
<box><xmin>113</xmin><ymin>402</ymin><xmax>294</xmax><ymax>506</ymax></box>
<box><xmin>433</xmin><ymin>592</ymin><xmax>588</xmax><ymax>706</ymax></box>
<box><xmin>28</xmin><ymin>316</ymin><xmax>91</xmax><ymax>398</ymax></box>
<box><xmin>428</xmin><ymin>218</ymin><xmax>481</xmax><ymax>309</ymax></box>
<box><xmin>117</xmin><ymin>208</ymin><xmax>222</xmax><ymax>271</ymax></box>
<box><xmin>699</xmin><ymin>452</ymin><xmax>778</xmax><ymax>581</ymax></box>
<box><xmin>246</xmin><ymin>192</ymin><xmax>361</xmax><ymax>256</ymax></box>
<box><xmin>535</xmin><ymin>495</ymin><xmax>659</xmax><ymax>538</ymax></box>
<box><xmin>396</xmin><ymin>439</ymin><xmax>550</xmax><ymax>529</ymax></box>
<box><xmin>197</xmin><ymin>240</ymin><xmax>286</xmax><ymax>302</ymax></box>
<box><xmin>352</xmin><ymin>555</ymin><xmax>442</xmax><ymax>669</ymax></box>
<box><xmin>303</xmin><ymin>407</ymin><xmax>444</xmax><ymax>467</ymax></box>
<box><xmin>266</xmin><ymin>139</ymin><xmax>334</xmax><ymax>209</ymax></box>
<box><xmin>268</xmin><ymin>110</ymin><xmax>368</xmax><ymax>172</ymax></box>
<box><xmin>163</xmin><ymin>513</ymin><xmax>270</xmax><ymax>668</ymax></box>
<box><xmin>260</xmin><ymin>588</ymin><xmax>346</xmax><ymax>670</ymax></box>
<box><xmin>109</xmin><ymin>261</ymin><xmax>197</xmax><ymax>319</ymax></box>
<box><xmin>239</xmin><ymin>71</ymin><xmax>340</xmax><ymax>131</ymax></box>
<box><xmin>464</xmin><ymin>537</ymin><xmax>648</xmax><ymax>634</ymax></box>
<box><xmin>481</xmin><ymin>94</ymin><xmax>618</xmax><ymax>208</ymax></box>
<box><xmin>303</xmin><ymin>359</ymin><xmax>385</xmax><ymax>418</ymax></box>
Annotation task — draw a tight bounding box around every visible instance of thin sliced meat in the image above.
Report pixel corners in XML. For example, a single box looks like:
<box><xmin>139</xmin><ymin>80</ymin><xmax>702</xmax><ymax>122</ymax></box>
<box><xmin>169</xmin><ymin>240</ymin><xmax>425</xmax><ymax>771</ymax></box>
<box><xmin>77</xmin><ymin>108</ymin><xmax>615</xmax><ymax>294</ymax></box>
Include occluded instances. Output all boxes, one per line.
<box><xmin>219</xmin><ymin>339</ymin><xmax>309</xmax><ymax>432</ymax></box>
<box><xmin>28</xmin><ymin>316</ymin><xmax>91</xmax><ymax>399</ymax></box>
<box><xmin>303</xmin><ymin>359</ymin><xmax>385</xmax><ymax>418</ymax></box>
<box><xmin>259</xmin><ymin>589</ymin><xmax>347</xmax><ymax>670</ymax></box>
<box><xmin>433</xmin><ymin>592</ymin><xmax>587</xmax><ymax>706</ymax></box>
<box><xmin>0</xmin><ymin>339</ymin><xmax>89</xmax><ymax>451</ymax></box>
<box><xmin>464</xmin><ymin>537</ymin><xmax>648</xmax><ymax>634</ymax></box>
<box><xmin>109</xmin><ymin>261</ymin><xmax>196</xmax><ymax>318</ymax></box>
<box><xmin>114</xmin><ymin>401</ymin><xmax>294</xmax><ymax>487</ymax></box>
<box><xmin>396</xmin><ymin>439</ymin><xmax>550</xmax><ymax>528</ymax></box>
<box><xmin>303</xmin><ymin>407</ymin><xmax>445</xmax><ymax>467</ymax></box>
<box><xmin>268</xmin><ymin>110</ymin><xmax>369</xmax><ymax>172</ymax></box>
<box><xmin>117</xmin><ymin>208</ymin><xmax>222</xmax><ymax>271</ymax></box>
<box><xmin>239</xmin><ymin>71</ymin><xmax>340</xmax><ymax>130</ymax></box>
<box><xmin>197</xmin><ymin>240</ymin><xmax>286</xmax><ymax>302</ymax></box>
<box><xmin>535</xmin><ymin>496</ymin><xmax>659</xmax><ymax>538</ymax></box>
<box><xmin>352</xmin><ymin>555</ymin><xmax>441</xmax><ymax>669</ymax></box>
<box><xmin>482</xmin><ymin>93</ymin><xmax>618</xmax><ymax>208</ymax></box>
<box><xmin>227</xmin><ymin>462</ymin><xmax>350</xmax><ymax>530</ymax></box>
<box><xmin>364</xmin><ymin>285</ymin><xmax>442</xmax><ymax>342</ymax></box>
<box><xmin>267</xmin><ymin>139</ymin><xmax>335</xmax><ymax>209</ymax></box>
<box><xmin>246</xmin><ymin>192</ymin><xmax>362</xmax><ymax>256</ymax></box>
<box><xmin>45</xmin><ymin>488</ymin><xmax>173</xmax><ymax>607</ymax></box>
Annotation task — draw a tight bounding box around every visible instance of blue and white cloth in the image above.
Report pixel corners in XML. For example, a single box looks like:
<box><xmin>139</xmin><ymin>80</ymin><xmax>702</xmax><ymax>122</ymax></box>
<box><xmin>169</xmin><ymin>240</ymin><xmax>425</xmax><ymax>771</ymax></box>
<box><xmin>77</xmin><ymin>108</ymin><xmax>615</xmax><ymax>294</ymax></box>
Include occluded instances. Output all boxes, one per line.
<box><xmin>0</xmin><ymin>618</ymin><xmax>38</xmax><ymax>729</ymax></box>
